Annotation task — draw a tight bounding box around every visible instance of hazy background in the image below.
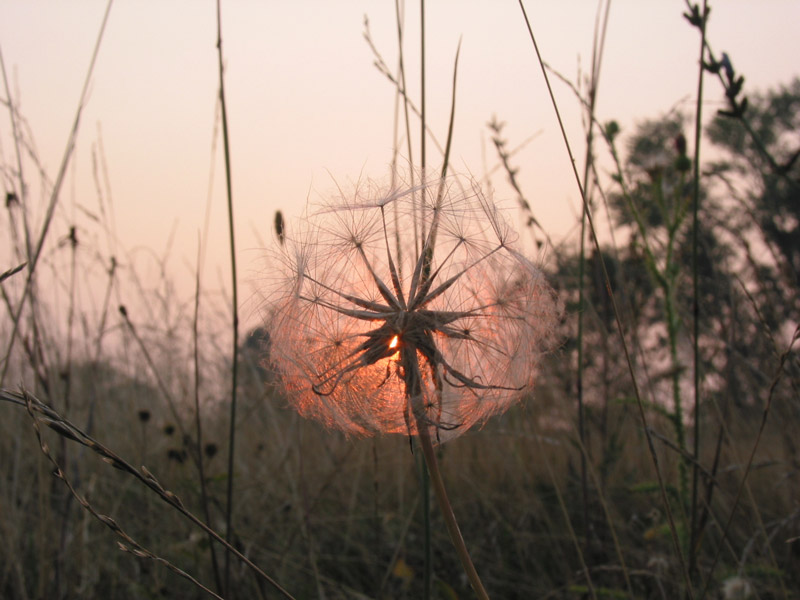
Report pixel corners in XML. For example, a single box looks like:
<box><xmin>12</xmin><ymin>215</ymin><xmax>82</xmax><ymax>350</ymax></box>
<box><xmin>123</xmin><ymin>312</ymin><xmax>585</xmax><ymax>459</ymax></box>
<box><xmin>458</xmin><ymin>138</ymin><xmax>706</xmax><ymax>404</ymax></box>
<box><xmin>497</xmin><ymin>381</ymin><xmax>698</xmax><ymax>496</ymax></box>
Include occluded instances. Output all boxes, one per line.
<box><xmin>3</xmin><ymin>4</ymin><xmax>800</xmax><ymax>598</ymax></box>
<box><xmin>2</xmin><ymin>0</ymin><xmax>799</xmax><ymax>324</ymax></box>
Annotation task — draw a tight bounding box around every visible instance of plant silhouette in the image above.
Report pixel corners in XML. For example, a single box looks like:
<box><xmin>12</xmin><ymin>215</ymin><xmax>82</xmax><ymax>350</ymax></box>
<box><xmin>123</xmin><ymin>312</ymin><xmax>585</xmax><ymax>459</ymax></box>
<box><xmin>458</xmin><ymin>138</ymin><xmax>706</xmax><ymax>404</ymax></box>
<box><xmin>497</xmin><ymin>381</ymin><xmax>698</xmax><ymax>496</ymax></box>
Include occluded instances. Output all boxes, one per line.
<box><xmin>267</xmin><ymin>173</ymin><xmax>559</xmax><ymax>442</ymax></box>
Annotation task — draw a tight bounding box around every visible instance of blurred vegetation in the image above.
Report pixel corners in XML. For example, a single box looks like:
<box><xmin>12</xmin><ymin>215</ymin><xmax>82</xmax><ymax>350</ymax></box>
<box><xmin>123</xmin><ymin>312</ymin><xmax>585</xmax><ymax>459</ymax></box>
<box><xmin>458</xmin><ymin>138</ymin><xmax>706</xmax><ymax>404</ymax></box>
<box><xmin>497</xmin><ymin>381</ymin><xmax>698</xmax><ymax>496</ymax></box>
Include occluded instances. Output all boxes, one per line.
<box><xmin>2</xmin><ymin>6</ymin><xmax>799</xmax><ymax>599</ymax></box>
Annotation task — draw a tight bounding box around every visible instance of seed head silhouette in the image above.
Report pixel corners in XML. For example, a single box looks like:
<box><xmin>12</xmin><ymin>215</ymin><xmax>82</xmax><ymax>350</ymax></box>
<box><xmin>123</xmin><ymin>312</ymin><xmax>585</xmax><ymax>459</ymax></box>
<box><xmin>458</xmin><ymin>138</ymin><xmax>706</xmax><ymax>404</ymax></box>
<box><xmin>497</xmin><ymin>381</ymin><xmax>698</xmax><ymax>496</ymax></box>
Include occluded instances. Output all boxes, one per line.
<box><xmin>267</xmin><ymin>173</ymin><xmax>559</xmax><ymax>442</ymax></box>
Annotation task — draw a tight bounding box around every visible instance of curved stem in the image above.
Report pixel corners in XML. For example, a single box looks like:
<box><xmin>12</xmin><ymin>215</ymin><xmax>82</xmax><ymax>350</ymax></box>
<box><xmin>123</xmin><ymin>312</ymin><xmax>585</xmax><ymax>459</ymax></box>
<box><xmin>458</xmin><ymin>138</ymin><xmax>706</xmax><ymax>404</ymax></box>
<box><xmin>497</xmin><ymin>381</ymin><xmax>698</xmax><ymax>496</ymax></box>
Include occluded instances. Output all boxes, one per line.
<box><xmin>416</xmin><ymin>422</ymin><xmax>490</xmax><ymax>600</ymax></box>
<box><xmin>402</xmin><ymin>344</ymin><xmax>489</xmax><ymax>599</ymax></box>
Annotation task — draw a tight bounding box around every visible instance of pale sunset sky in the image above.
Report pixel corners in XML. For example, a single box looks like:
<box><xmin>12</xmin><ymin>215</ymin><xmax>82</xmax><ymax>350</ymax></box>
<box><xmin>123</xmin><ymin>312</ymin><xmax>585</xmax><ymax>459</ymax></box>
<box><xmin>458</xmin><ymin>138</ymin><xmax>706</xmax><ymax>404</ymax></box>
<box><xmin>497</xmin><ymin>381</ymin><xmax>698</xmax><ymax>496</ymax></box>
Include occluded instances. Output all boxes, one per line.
<box><xmin>1</xmin><ymin>1</ymin><xmax>799</xmax><ymax>324</ymax></box>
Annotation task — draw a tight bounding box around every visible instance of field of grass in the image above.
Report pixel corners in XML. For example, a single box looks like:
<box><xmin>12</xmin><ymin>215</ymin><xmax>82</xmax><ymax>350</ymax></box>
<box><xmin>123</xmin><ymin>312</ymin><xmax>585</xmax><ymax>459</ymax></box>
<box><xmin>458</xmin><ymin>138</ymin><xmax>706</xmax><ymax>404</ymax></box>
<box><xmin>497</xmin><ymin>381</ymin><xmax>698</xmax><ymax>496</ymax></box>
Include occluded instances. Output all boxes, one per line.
<box><xmin>2</xmin><ymin>1</ymin><xmax>799</xmax><ymax>599</ymax></box>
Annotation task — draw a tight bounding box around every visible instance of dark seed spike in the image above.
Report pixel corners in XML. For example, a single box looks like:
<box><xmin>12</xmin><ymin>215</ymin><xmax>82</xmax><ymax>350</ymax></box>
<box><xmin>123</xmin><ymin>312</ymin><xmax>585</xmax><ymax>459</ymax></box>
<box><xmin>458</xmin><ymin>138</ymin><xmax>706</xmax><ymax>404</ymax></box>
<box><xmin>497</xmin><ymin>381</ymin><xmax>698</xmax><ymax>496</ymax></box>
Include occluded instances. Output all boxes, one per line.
<box><xmin>408</xmin><ymin>193</ymin><xmax>443</xmax><ymax>304</ymax></box>
<box><xmin>379</xmin><ymin>205</ymin><xmax>407</xmax><ymax>309</ymax></box>
<box><xmin>407</xmin><ymin>243</ymin><xmax>428</xmax><ymax>310</ymax></box>
<box><xmin>355</xmin><ymin>327</ymin><xmax>400</xmax><ymax>365</ymax></box>
<box><xmin>413</xmin><ymin>244</ymin><xmax>503</xmax><ymax>311</ymax></box>
<box><xmin>431</xmin><ymin>318</ymin><xmax>513</xmax><ymax>357</ymax></box>
<box><xmin>413</xmin><ymin>339</ymin><xmax>466</xmax><ymax>435</ymax></box>
<box><xmin>299</xmin><ymin>295</ymin><xmax>387</xmax><ymax>322</ymax></box>
<box><xmin>442</xmin><ymin>371</ymin><xmax>471</xmax><ymax>389</ymax></box>
<box><xmin>435</xmin><ymin>324</ymin><xmax>476</xmax><ymax>341</ymax></box>
<box><xmin>418</xmin><ymin>338</ymin><xmax>522</xmax><ymax>392</ymax></box>
<box><xmin>446</xmin><ymin>358</ymin><xmax>522</xmax><ymax>391</ymax></box>
<box><xmin>301</xmin><ymin>273</ymin><xmax>391</xmax><ymax>314</ymax></box>
<box><xmin>417</xmin><ymin>308</ymin><xmax>488</xmax><ymax>327</ymax></box>
<box><xmin>311</xmin><ymin>324</ymin><xmax>398</xmax><ymax>395</ymax></box>
<box><xmin>309</xmin><ymin>339</ymin><xmax>377</xmax><ymax>389</ymax></box>
<box><xmin>408</xmin><ymin>239</ymin><xmax>463</xmax><ymax>309</ymax></box>
<box><xmin>439</xmin><ymin>357</ymin><xmax>510</xmax><ymax>390</ymax></box>
<box><xmin>312</xmin><ymin>359</ymin><xmax>360</xmax><ymax>397</ymax></box>
<box><xmin>421</xmin><ymin>185</ymin><xmax>446</xmax><ymax>277</ymax></box>
<box><xmin>424</xmin><ymin>339</ymin><xmax>445</xmax><ymax>434</ymax></box>
<box><xmin>376</xmin><ymin>360</ymin><xmax>394</xmax><ymax>389</ymax></box>
<box><xmin>355</xmin><ymin>244</ymin><xmax>400</xmax><ymax>311</ymax></box>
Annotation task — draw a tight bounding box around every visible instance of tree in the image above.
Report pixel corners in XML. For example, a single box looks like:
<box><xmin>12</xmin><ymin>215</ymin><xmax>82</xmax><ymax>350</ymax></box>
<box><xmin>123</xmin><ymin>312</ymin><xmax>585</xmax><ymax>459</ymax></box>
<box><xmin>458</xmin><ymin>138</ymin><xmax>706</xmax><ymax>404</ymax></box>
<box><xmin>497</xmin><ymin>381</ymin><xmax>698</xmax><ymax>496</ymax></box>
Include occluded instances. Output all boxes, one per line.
<box><xmin>706</xmin><ymin>77</ymin><xmax>800</xmax><ymax>324</ymax></box>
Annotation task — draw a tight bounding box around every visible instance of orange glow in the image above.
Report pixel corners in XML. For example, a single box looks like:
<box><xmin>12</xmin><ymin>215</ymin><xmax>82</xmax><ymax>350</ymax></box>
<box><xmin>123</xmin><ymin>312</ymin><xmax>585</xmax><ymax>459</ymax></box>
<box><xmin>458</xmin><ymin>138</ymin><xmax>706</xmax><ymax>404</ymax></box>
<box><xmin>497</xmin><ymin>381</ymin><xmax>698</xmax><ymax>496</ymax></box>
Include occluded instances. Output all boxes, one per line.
<box><xmin>389</xmin><ymin>335</ymin><xmax>399</xmax><ymax>349</ymax></box>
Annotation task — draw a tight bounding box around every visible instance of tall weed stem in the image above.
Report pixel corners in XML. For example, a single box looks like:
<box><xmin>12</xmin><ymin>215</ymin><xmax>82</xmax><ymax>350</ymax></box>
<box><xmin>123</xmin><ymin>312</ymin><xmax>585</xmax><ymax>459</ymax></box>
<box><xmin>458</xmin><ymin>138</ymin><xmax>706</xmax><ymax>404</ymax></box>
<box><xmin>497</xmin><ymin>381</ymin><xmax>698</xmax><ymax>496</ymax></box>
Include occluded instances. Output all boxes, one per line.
<box><xmin>215</xmin><ymin>1</ymin><xmax>240</xmax><ymax>594</ymax></box>
<box><xmin>687</xmin><ymin>0</ymin><xmax>708</xmax><ymax>580</ymax></box>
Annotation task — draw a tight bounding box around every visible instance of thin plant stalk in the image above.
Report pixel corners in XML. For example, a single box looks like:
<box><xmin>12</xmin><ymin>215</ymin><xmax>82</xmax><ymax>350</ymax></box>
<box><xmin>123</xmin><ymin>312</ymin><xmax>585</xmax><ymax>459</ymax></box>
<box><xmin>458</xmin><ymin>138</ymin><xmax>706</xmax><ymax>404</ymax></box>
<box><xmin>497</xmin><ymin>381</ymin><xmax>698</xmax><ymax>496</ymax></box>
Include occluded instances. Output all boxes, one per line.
<box><xmin>402</xmin><ymin>345</ymin><xmax>490</xmax><ymax>600</ymax></box>
<box><xmin>393</xmin><ymin>0</ymin><xmax>418</xmax><ymax>252</ymax></box>
<box><xmin>91</xmin><ymin>256</ymin><xmax>116</xmax><ymax>366</ymax></box>
<box><xmin>574</xmin><ymin>428</ymin><xmax>634</xmax><ymax>598</ymax></box>
<box><xmin>532</xmin><ymin>425</ymin><xmax>597</xmax><ymax>600</ymax></box>
<box><xmin>118</xmin><ymin>307</ymin><xmax>189</xmax><ymax>441</ymax></box>
<box><xmin>0</xmin><ymin>45</ymin><xmax>30</xmax><ymax>259</ymax></box>
<box><xmin>418</xmin><ymin>41</ymin><xmax>458</xmax><ymax>597</ymax></box>
<box><xmin>601</xmin><ymin>120</ymin><xmax>696</xmax><ymax>521</ymax></box>
<box><xmin>576</xmin><ymin>0</ymin><xmax>612</xmax><ymax>548</ymax></box>
<box><xmin>420</xmin><ymin>19</ymin><xmax>462</xmax><ymax>597</ymax></box>
<box><xmin>420</xmin><ymin>0</ymin><xmax>426</xmax><ymax>177</ymax></box>
<box><xmin>515</xmin><ymin>1</ymin><xmax>695</xmax><ymax>596</ymax></box>
<box><xmin>55</xmin><ymin>225</ymin><xmax>79</xmax><ymax>599</ymax></box>
<box><xmin>418</xmin><ymin>4</ymin><xmax>431</xmax><ymax>593</ymax></box>
<box><xmin>688</xmin><ymin>0</ymin><xmax>708</xmax><ymax>581</ymax></box>
<box><xmin>0</xmin><ymin>0</ymin><xmax>114</xmax><ymax>387</ymax></box>
<box><xmin>377</xmin><ymin>494</ymin><xmax>421</xmax><ymax>596</ymax></box>
<box><xmin>437</xmin><ymin>42</ymin><xmax>460</xmax><ymax>188</ymax></box>
<box><xmin>192</xmin><ymin>238</ymin><xmax>223</xmax><ymax>594</ymax></box>
<box><xmin>699</xmin><ymin>325</ymin><xmax>798</xmax><ymax>599</ymax></box>
<box><xmin>392</xmin><ymin>0</ymin><xmax>414</xmax><ymax>169</ymax></box>
<box><xmin>215</xmin><ymin>0</ymin><xmax>240</xmax><ymax>594</ymax></box>
<box><xmin>361</xmin><ymin>13</ymin><xmax>447</xmax><ymax>160</ymax></box>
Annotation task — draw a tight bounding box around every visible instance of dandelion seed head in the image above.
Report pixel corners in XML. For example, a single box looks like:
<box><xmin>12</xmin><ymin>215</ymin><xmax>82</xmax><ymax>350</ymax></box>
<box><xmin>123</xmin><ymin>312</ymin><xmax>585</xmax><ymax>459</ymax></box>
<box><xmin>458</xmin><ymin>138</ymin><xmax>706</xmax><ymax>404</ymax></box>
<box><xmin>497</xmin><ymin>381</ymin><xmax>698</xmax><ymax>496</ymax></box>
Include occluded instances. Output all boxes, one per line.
<box><xmin>266</xmin><ymin>172</ymin><xmax>560</xmax><ymax>442</ymax></box>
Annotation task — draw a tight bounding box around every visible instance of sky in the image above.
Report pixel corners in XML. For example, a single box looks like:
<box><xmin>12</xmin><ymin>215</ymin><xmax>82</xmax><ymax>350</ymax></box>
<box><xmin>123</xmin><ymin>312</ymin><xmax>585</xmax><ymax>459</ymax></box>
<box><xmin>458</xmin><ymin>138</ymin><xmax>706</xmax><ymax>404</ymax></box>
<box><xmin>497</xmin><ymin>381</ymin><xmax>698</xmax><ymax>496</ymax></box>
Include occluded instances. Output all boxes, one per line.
<box><xmin>1</xmin><ymin>1</ymin><xmax>800</xmax><ymax>325</ymax></box>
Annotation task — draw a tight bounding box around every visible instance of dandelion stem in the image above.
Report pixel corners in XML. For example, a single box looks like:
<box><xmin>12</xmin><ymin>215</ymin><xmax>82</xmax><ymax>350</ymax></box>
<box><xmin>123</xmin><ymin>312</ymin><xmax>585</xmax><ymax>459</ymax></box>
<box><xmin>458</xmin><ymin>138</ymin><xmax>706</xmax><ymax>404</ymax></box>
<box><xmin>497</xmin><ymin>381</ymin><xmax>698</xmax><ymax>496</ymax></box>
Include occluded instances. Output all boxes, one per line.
<box><xmin>417</xmin><ymin>419</ymin><xmax>490</xmax><ymax>599</ymax></box>
<box><xmin>417</xmin><ymin>441</ymin><xmax>433</xmax><ymax>600</ymax></box>
<box><xmin>402</xmin><ymin>344</ymin><xmax>490</xmax><ymax>599</ymax></box>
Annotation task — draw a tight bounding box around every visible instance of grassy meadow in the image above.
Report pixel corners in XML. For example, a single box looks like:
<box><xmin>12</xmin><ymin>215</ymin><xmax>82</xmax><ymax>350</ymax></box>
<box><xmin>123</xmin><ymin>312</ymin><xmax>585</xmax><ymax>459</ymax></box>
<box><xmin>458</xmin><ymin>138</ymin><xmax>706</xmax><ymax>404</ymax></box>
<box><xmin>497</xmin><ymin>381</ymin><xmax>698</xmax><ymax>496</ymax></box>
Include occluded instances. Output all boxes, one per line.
<box><xmin>2</xmin><ymin>2</ymin><xmax>799</xmax><ymax>599</ymax></box>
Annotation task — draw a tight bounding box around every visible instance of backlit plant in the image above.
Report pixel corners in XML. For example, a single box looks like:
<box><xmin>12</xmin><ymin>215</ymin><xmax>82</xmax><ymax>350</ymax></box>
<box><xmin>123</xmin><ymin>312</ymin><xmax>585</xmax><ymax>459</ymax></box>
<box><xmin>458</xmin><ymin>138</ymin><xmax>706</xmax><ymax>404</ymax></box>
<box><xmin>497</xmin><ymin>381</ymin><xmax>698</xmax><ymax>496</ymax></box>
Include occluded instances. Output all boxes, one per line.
<box><xmin>267</xmin><ymin>173</ymin><xmax>559</xmax><ymax>443</ymax></box>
